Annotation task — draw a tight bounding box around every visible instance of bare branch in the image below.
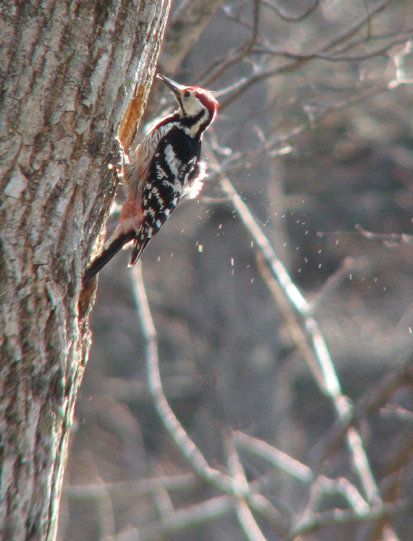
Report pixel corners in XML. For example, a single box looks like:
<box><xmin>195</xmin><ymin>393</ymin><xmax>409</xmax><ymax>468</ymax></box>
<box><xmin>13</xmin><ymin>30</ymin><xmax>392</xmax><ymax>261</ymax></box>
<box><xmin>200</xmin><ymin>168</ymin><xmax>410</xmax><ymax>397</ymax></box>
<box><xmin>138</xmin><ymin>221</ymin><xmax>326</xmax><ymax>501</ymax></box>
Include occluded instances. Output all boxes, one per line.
<box><xmin>234</xmin><ymin>498</ymin><xmax>267</xmax><ymax>541</ymax></box>
<box><xmin>64</xmin><ymin>473</ymin><xmax>197</xmax><ymax>500</ymax></box>
<box><xmin>160</xmin><ymin>0</ymin><xmax>226</xmax><ymax>74</ymax></box>
<box><xmin>380</xmin><ymin>404</ymin><xmax>413</xmax><ymax>422</ymax></box>
<box><xmin>388</xmin><ymin>40</ymin><xmax>413</xmax><ymax>88</ymax></box>
<box><xmin>355</xmin><ymin>224</ymin><xmax>413</xmax><ymax>246</ymax></box>
<box><xmin>234</xmin><ymin>431</ymin><xmax>312</xmax><ymax>482</ymax></box>
<box><xmin>261</xmin><ymin>0</ymin><xmax>320</xmax><ymax>23</ymax></box>
<box><xmin>309</xmin><ymin>357</ymin><xmax>413</xmax><ymax>471</ymax></box>
<box><xmin>216</xmin><ymin>0</ymin><xmax>395</xmax><ymax>109</ymax></box>
<box><xmin>308</xmin><ymin>257</ymin><xmax>373</xmax><ymax>314</ymax></box>
<box><xmin>210</xmin><ymin>79</ymin><xmax>390</xmax><ymax>182</ymax></box>
<box><xmin>135</xmin><ymin>474</ymin><xmax>287</xmax><ymax>539</ymax></box>
<box><xmin>247</xmin><ymin>493</ymin><xmax>289</xmax><ymax>535</ymax></box>
<box><xmin>198</xmin><ymin>0</ymin><xmax>261</xmax><ymax>86</ymax></box>
<box><xmin>131</xmin><ymin>264</ymin><xmax>234</xmax><ymax>494</ymax></box>
<box><xmin>255</xmin><ymin>252</ymin><xmax>326</xmax><ymax>390</ymax></box>
<box><xmin>225</xmin><ymin>430</ymin><xmax>267</xmax><ymax>541</ymax></box>
<box><xmin>288</xmin><ymin>498</ymin><xmax>413</xmax><ymax>540</ymax></box>
<box><xmin>206</xmin><ymin>152</ymin><xmax>381</xmax><ymax>505</ymax></box>
<box><xmin>252</xmin><ymin>33</ymin><xmax>413</xmax><ymax>62</ymax></box>
<box><xmin>234</xmin><ymin>432</ymin><xmax>369</xmax><ymax>513</ymax></box>
<box><xmin>136</xmin><ymin>494</ymin><xmax>235</xmax><ymax>539</ymax></box>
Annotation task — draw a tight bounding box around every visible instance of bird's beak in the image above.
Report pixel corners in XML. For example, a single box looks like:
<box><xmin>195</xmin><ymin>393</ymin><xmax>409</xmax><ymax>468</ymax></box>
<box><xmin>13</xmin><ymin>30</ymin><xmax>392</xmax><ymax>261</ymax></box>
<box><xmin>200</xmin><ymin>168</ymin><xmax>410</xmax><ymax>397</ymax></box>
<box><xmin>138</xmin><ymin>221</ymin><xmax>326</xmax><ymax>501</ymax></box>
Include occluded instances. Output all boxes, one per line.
<box><xmin>157</xmin><ymin>73</ymin><xmax>186</xmax><ymax>101</ymax></box>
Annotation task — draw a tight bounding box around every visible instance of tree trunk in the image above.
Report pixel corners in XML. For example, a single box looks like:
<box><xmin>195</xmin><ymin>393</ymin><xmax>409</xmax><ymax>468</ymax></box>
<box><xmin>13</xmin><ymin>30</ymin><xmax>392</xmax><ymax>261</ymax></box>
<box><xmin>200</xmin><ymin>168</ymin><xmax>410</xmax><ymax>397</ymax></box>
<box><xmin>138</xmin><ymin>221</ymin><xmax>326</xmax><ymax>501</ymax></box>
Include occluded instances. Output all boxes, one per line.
<box><xmin>0</xmin><ymin>0</ymin><xmax>170</xmax><ymax>538</ymax></box>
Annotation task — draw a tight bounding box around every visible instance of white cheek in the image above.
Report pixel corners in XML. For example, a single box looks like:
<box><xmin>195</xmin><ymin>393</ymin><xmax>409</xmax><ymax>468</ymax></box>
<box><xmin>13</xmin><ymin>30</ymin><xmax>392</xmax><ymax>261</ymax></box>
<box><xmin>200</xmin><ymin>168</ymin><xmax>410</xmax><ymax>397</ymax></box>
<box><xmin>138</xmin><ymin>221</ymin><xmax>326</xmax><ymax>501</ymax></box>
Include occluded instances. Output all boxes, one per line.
<box><xmin>185</xmin><ymin>98</ymin><xmax>202</xmax><ymax>116</ymax></box>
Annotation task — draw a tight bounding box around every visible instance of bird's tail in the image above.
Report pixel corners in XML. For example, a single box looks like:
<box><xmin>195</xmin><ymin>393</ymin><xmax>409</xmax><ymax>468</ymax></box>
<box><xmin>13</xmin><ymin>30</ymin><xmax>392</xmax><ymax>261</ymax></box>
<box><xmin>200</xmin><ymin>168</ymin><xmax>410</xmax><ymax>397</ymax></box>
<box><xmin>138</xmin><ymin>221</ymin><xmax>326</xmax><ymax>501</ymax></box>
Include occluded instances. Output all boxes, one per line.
<box><xmin>128</xmin><ymin>235</ymin><xmax>150</xmax><ymax>267</ymax></box>
<box><xmin>83</xmin><ymin>231</ymin><xmax>136</xmax><ymax>283</ymax></box>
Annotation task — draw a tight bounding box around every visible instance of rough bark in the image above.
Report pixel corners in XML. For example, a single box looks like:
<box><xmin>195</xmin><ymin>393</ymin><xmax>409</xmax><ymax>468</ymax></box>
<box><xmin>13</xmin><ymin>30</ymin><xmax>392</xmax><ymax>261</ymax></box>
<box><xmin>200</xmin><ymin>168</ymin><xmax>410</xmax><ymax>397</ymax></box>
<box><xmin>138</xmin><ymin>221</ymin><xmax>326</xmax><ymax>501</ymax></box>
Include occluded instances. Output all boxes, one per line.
<box><xmin>0</xmin><ymin>0</ymin><xmax>171</xmax><ymax>539</ymax></box>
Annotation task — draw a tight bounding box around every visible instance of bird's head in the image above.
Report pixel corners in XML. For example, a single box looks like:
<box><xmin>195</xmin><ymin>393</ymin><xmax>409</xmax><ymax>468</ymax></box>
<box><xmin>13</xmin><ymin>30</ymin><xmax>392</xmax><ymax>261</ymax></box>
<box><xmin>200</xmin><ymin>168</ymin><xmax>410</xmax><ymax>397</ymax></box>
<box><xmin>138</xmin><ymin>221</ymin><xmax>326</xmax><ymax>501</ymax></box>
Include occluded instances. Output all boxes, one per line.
<box><xmin>157</xmin><ymin>74</ymin><xmax>218</xmax><ymax>134</ymax></box>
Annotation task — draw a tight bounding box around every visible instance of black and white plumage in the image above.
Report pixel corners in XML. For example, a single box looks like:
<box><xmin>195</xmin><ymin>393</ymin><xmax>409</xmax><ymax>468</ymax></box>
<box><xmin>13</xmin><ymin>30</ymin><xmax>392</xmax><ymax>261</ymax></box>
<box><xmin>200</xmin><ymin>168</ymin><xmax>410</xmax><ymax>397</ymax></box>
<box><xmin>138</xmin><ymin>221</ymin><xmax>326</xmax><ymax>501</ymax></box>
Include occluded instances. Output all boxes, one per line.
<box><xmin>84</xmin><ymin>74</ymin><xmax>218</xmax><ymax>283</ymax></box>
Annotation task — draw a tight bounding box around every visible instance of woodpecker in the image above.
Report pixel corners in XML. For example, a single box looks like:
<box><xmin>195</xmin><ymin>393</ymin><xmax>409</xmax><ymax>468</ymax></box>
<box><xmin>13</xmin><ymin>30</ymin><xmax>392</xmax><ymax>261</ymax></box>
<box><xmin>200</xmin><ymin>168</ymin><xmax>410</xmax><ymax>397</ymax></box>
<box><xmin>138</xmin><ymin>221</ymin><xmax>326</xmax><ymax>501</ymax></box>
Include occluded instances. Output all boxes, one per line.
<box><xmin>84</xmin><ymin>74</ymin><xmax>218</xmax><ymax>283</ymax></box>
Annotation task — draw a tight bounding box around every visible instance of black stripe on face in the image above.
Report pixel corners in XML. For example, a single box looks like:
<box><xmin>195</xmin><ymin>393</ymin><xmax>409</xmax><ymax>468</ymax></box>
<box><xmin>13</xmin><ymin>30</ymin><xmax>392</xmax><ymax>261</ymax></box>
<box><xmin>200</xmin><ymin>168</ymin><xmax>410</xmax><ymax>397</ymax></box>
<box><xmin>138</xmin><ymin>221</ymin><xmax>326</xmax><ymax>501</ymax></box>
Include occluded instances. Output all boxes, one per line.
<box><xmin>180</xmin><ymin>110</ymin><xmax>205</xmax><ymax>127</ymax></box>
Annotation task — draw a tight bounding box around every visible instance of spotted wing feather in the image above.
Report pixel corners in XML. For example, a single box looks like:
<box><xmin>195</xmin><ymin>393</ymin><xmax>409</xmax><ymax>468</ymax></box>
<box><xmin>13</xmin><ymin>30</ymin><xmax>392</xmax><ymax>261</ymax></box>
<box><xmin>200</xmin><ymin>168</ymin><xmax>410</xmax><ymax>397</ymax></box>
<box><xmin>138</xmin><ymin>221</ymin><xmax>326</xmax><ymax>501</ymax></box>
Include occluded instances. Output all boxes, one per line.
<box><xmin>129</xmin><ymin>127</ymin><xmax>201</xmax><ymax>265</ymax></box>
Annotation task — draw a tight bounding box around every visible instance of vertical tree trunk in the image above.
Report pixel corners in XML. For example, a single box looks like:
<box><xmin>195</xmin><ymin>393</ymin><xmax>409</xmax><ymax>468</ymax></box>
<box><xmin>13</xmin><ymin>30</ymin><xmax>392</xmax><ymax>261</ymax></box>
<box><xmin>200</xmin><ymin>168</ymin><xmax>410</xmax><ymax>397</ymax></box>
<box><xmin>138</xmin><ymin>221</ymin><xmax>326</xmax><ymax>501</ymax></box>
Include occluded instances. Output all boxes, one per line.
<box><xmin>0</xmin><ymin>0</ymin><xmax>171</xmax><ymax>538</ymax></box>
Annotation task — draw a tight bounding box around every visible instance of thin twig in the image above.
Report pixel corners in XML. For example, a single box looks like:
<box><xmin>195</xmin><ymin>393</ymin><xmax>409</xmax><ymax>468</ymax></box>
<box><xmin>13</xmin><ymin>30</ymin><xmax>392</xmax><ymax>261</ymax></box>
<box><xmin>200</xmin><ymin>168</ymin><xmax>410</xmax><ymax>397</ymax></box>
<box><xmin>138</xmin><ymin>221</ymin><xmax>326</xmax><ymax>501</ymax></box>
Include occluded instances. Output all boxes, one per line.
<box><xmin>261</xmin><ymin>0</ymin><xmax>320</xmax><ymax>23</ymax></box>
<box><xmin>355</xmin><ymin>224</ymin><xmax>413</xmax><ymax>246</ymax></box>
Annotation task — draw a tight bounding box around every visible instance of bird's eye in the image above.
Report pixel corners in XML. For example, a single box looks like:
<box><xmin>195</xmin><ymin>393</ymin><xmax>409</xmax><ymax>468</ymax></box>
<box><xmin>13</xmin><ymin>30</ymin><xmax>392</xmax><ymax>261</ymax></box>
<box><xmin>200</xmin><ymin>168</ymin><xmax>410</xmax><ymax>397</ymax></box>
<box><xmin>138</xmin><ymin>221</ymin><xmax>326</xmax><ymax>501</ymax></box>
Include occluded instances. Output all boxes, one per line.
<box><xmin>184</xmin><ymin>90</ymin><xmax>191</xmax><ymax>98</ymax></box>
